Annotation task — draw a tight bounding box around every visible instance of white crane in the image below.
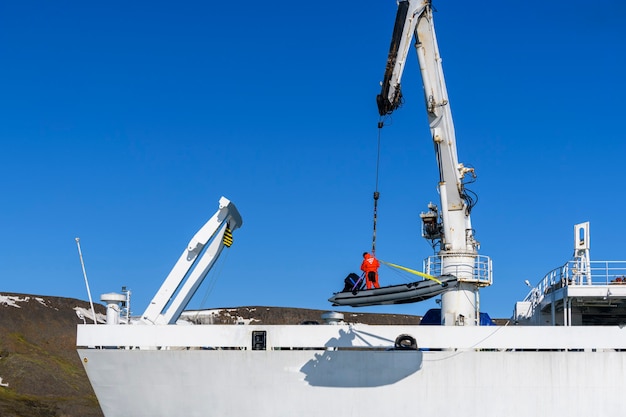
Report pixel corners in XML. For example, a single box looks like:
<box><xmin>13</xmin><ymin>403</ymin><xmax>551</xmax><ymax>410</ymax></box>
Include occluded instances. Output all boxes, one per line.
<box><xmin>377</xmin><ymin>0</ymin><xmax>491</xmax><ymax>325</ymax></box>
<box><xmin>140</xmin><ymin>197</ymin><xmax>242</xmax><ymax>325</ymax></box>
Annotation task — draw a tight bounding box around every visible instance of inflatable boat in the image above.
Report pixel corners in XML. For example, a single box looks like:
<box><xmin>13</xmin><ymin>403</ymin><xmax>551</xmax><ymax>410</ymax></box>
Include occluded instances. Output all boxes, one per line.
<box><xmin>328</xmin><ymin>274</ymin><xmax>457</xmax><ymax>307</ymax></box>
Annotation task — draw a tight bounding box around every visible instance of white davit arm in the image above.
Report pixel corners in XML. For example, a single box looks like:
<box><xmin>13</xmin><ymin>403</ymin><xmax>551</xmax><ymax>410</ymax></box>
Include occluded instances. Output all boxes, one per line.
<box><xmin>141</xmin><ymin>197</ymin><xmax>242</xmax><ymax>325</ymax></box>
<box><xmin>377</xmin><ymin>0</ymin><xmax>477</xmax><ymax>254</ymax></box>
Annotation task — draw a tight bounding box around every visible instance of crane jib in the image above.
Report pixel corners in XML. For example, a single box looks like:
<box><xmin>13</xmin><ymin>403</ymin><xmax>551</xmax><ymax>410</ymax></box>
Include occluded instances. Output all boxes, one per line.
<box><xmin>376</xmin><ymin>0</ymin><xmax>410</xmax><ymax>116</ymax></box>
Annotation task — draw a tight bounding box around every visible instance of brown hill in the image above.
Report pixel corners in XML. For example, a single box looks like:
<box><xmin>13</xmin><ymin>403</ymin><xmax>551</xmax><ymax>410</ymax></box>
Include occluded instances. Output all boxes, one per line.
<box><xmin>183</xmin><ymin>306</ymin><xmax>427</xmax><ymax>325</ymax></box>
<box><xmin>0</xmin><ymin>293</ymin><xmax>105</xmax><ymax>417</ymax></box>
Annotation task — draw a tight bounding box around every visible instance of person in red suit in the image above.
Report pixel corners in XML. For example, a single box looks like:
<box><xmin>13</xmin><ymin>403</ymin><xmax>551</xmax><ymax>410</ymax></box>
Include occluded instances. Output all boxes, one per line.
<box><xmin>360</xmin><ymin>252</ymin><xmax>380</xmax><ymax>289</ymax></box>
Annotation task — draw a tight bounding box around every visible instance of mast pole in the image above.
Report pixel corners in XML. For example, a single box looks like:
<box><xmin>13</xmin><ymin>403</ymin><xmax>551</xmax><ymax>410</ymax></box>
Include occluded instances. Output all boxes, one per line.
<box><xmin>75</xmin><ymin>238</ymin><xmax>98</xmax><ymax>324</ymax></box>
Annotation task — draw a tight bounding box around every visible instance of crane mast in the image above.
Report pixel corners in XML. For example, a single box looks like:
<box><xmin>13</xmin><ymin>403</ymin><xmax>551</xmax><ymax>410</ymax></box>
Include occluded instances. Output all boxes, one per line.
<box><xmin>377</xmin><ymin>0</ymin><xmax>491</xmax><ymax>325</ymax></box>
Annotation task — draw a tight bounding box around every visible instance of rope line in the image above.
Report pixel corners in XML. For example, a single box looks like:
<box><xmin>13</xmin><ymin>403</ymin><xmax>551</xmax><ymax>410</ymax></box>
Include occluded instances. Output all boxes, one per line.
<box><xmin>379</xmin><ymin>260</ymin><xmax>443</xmax><ymax>284</ymax></box>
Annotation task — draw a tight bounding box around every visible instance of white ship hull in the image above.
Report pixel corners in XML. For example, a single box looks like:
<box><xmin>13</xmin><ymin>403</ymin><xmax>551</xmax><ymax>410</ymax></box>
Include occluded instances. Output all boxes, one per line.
<box><xmin>77</xmin><ymin>324</ymin><xmax>626</xmax><ymax>417</ymax></box>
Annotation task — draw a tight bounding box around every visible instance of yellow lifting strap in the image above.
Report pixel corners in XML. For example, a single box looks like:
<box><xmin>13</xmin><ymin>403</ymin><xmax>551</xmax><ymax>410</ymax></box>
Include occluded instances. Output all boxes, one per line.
<box><xmin>379</xmin><ymin>260</ymin><xmax>443</xmax><ymax>285</ymax></box>
<box><xmin>222</xmin><ymin>226</ymin><xmax>233</xmax><ymax>247</ymax></box>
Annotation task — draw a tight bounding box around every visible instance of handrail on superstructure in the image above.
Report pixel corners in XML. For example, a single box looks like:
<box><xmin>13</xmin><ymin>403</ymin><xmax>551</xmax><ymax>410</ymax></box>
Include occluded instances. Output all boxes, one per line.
<box><xmin>523</xmin><ymin>260</ymin><xmax>626</xmax><ymax>306</ymax></box>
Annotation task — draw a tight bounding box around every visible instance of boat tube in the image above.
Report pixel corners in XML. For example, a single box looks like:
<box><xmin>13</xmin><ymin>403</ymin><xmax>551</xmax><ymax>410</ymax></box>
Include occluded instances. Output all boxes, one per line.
<box><xmin>328</xmin><ymin>274</ymin><xmax>457</xmax><ymax>307</ymax></box>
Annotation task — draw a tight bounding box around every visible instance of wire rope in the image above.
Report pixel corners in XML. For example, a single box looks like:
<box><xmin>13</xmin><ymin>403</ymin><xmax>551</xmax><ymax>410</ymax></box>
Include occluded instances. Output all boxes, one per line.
<box><xmin>371</xmin><ymin>121</ymin><xmax>384</xmax><ymax>255</ymax></box>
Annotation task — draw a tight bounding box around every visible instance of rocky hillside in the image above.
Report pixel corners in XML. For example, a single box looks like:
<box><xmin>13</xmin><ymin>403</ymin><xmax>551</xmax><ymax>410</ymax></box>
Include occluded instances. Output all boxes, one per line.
<box><xmin>0</xmin><ymin>293</ymin><xmax>105</xmax><ymax>417</ymax></box>
<box><xmin>1</xmin><ymin>292</ymin><xmax>439</xmax><ymax>417</ymax></box>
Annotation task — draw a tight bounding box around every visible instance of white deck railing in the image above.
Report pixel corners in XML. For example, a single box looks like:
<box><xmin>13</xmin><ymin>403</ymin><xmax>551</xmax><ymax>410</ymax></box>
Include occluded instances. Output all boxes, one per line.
<box><xmin>423</xmin><ymin>254</ymin><xmax>492</xmax><ymax>286</ymax></box>
<box><xmin>523</xmin><ymin>260</ymin><xmax>626</xmax><ymax>305</ymax></box>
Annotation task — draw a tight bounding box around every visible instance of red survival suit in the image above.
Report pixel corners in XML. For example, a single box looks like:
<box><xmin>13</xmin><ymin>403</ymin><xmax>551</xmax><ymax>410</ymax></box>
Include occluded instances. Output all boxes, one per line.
<box><xmin>360</xmin><ymin>252</ymin><xmax>380</xmax><ymax>289</ymax></box>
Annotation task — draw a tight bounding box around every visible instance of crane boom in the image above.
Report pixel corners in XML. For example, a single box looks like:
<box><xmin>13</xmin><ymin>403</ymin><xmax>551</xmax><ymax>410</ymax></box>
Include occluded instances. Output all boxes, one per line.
<box><xmin>141</xmin><ymin>197</ymin><xmax>242</xmax><ymax>325</ymax></box>
<box><xmin>377</xmin><ymin>0</ymin><xmax>491</xmax><ymax>326</ymax></box>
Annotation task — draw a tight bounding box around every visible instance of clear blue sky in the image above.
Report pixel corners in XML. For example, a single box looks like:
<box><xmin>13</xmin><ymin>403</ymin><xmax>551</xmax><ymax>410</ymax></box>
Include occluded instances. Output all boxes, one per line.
<box><xmin>1</xmin><ymin>0</ymin><xmax>624</xmax><ymax>320</ymax></box>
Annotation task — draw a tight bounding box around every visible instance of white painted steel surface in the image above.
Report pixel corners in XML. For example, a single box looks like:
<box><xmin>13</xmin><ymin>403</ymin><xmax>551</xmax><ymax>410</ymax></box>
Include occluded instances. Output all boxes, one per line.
<box><xmin>78</xmin><ymin>323</ymin><xmax>626</xmax><ymax>350</ymax></box>
<box><xmin>78</xmin><ymin>343</ymin><xmax>626</xmax><ymax>417</ymax></box>
<box><xmin>141</xmin><ymin>197</ymin><xmax>242</xmax><ymax>325</ymax></box>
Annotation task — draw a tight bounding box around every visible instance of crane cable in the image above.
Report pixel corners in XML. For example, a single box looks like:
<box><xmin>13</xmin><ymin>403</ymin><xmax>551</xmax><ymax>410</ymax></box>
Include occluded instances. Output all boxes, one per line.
<box><xmin>371</xmin><ymin>121</ymin><xmax>384</xmax><ymax>255</ymax></box>
<box><xmin>371</xmin><ymin>121</ymin><xmax>447</xmax><ymax>288</ymax></box>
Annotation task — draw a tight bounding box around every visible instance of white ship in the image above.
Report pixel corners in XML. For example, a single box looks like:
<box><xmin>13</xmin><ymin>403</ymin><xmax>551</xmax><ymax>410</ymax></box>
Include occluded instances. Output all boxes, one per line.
<box><xmin>77</xmin><ymin>1</ymin><xmax>626</xmax><ymax>416</ymax></box>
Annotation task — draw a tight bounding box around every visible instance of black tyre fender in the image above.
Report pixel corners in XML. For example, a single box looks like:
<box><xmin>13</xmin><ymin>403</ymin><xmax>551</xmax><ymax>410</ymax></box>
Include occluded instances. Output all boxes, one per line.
<box><xmin>394</xmin><ymin>334</ymin><xmax>418</xmax><ymax>350</ymax></box>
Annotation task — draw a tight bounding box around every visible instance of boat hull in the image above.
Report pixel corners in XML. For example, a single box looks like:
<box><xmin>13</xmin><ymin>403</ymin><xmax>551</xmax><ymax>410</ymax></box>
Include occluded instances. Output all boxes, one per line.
<box><xmin>78</xmin><ymin>347</ymin><xmax>626</xmax><ymax>417</ymax></box>
<box><xmin>328</xmin><ymin>275</ymin><xmax>457</xmax><ymax>307</ymax></box>
<box><xmin>77</xmin><ymin>323</ymin><xmax>626</xmax><ymax>417</ymax></box>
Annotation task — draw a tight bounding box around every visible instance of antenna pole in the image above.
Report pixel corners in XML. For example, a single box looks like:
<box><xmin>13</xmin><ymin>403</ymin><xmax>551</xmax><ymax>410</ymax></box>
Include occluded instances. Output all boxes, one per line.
<box><xmin>75</xmin><ymin>238</ymin><xmax>98</xmax><ymax>324</ymax></box>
